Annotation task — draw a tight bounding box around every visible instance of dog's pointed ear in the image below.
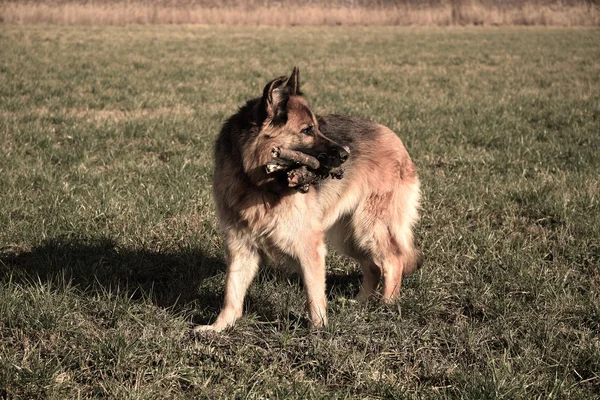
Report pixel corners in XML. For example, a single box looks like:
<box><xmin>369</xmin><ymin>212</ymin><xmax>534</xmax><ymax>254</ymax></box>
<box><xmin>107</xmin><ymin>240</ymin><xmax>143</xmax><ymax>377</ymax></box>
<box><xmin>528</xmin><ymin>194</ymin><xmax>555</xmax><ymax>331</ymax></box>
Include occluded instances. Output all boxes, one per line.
<box><xmin>285</xmin><ymin>66</ymin><xmax>300</xmax><ymax>96</ymax></box>
<box><xmin>262</xmin><ymin>75</ymin><xmax>288</xmax><ymax>117</ymax></box>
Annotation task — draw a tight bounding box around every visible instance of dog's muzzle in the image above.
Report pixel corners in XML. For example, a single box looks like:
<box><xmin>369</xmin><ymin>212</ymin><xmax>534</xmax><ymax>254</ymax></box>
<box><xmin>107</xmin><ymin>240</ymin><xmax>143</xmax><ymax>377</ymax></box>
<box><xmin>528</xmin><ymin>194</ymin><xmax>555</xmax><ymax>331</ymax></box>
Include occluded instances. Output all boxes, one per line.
<box><xmin>320</xmin><ymin>146</ymin><xmax>350</xmax><ymax>169</ymax></box>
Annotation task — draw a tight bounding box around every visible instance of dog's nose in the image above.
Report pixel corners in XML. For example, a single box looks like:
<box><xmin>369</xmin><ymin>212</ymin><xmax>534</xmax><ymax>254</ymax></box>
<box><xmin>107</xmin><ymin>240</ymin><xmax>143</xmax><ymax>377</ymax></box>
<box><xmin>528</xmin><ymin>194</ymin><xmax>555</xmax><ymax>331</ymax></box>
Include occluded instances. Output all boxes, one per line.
<box><xmin>337</xmin><ymin>147</ymin><xmax>350</xmax><ymax>163</ymax></box>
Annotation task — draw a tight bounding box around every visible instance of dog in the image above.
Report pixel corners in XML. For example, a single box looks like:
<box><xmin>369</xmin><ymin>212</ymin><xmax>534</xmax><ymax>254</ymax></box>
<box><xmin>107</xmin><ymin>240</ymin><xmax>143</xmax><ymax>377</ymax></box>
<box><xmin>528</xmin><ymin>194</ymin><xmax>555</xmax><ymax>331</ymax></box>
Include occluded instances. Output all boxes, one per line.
<box><xmin>196</xmin><ymin>67</ymin><xmax>421</xmax><ymax>332</ymax></box>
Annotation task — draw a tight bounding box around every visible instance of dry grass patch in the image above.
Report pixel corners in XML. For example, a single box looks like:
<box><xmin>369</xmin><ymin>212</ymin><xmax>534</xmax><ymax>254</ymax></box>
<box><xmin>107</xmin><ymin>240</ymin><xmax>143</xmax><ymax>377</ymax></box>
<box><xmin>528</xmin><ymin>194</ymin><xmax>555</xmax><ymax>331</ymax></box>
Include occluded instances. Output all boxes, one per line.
<box><xmin>2</xmin><ymin>1</ymin><xmax>599</xmax><ymax>26</ymax></box>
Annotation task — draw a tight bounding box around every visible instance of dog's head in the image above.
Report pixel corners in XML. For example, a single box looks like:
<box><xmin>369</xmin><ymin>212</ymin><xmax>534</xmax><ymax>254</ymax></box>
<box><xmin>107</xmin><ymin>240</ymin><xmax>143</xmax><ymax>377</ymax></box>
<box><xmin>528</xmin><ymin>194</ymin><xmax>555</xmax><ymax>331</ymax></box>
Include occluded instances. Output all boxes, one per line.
<box><xmin>257</xmin><ymin>67</ymin><xmax>349</xmax><ymax>169</ymax></box>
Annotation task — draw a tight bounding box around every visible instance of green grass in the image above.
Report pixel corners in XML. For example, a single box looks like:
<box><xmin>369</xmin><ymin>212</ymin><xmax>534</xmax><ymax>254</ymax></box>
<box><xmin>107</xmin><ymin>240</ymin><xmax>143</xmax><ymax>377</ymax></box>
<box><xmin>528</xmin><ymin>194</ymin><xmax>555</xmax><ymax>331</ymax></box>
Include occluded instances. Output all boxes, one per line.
<box><xmin>1</xmin><ymin>25</ymin><xmax>599</xmax><ymax>398</ymax></box>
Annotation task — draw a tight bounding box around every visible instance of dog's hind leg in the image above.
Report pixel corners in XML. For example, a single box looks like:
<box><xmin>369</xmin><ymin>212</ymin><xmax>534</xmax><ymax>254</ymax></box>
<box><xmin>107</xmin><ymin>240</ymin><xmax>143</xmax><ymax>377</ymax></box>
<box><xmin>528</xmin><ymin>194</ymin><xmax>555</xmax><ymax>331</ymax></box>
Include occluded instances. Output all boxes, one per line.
<box><xmin>381</xmin><ymin>242</ymin><xmax>421</xmax><ymax>302</ymax></box>
<box><xmin>381</xmin><ymin>254</ymin><xmax>404</xmax><ymax>302</ymax></box>
<box><xmin>326</xmin><ymin>219</ymin><xmax>382</xmax><ymax>302</ymax></box>
<box><xmin>355</xmin><ymin>258</ymin><xmax>382</xmax><ymax>301</ymax></box>
<box><xmin>195</xmin><ymin>230</ymin><xmax>259</xmax><ymax>333</ymax></box>
<box><xmin>363</xmin><ymin>208</ymin><xmax>420</xmax><ymax>303</ymax></box>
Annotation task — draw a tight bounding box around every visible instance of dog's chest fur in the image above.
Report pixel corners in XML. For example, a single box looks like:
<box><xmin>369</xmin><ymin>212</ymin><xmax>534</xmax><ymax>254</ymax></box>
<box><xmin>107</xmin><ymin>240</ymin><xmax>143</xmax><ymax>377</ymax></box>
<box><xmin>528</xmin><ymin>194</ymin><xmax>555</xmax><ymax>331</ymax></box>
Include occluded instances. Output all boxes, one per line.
<box><xmin>232</xmin><ymin>177</ymin><xmax>350</xmax><ymax>260</ymax></box>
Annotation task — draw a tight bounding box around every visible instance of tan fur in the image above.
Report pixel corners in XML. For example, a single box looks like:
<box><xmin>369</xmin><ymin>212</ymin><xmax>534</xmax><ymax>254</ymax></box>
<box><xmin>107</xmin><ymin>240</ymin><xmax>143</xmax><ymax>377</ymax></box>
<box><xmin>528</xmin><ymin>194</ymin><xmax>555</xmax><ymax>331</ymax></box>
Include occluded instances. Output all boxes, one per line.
<box><xmin>196</xmin><ymin>68</ymin><xmax>421</xmax><ymax>332</ymax></box>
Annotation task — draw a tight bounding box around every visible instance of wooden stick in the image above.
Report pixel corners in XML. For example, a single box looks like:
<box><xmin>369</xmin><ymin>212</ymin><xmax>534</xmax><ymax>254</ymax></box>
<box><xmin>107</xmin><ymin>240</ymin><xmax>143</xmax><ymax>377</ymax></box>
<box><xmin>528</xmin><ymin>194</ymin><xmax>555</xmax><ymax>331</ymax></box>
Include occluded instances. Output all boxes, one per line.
<box><xmin>287</xmin><ymin>166</ymin><xmax>317</xmax><ymax>188</ymax></box>
<box><xmin>264</xmin><ymin>146</ymin><xmax>344</xmax><ymax>193</ymax></box>
<box><xmin>265</xmin><ymin>161</ymin><xmax>291</xmax><ymax>174</ymax></box>
<box><xmin>271</xmin><ymin>147</ymin><xmax>320</xmax><ymax>170</ymax></box>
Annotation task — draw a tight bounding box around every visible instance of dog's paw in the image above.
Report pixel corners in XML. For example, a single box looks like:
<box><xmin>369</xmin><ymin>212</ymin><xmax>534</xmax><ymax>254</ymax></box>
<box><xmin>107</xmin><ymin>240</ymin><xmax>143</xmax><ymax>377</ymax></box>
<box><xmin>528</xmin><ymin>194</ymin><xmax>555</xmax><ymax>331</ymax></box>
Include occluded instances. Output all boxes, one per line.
<box><xmin>193</xmin><ymin>319</ymin><xmax>236</xmax><ymax>333</ymax></box>
<box><xmin>193</xmin><ymin>324</ymin><xmax>222</xmax><ymax>334</ymax></box>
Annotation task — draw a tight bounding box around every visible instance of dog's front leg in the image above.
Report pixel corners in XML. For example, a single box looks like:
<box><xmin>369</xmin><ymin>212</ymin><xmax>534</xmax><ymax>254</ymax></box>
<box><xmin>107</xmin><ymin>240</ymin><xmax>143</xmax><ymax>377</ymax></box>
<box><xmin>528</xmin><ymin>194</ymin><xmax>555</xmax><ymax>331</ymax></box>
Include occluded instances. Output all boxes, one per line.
<box><xmin>195</xmin><ymin>232</ymin><xmax>259</xmax><ymax>333</ymax></box>
<box><xmin>297</xmin><ymin>236</ymin><xmax>328</xmax><ymax>328</ymax></box>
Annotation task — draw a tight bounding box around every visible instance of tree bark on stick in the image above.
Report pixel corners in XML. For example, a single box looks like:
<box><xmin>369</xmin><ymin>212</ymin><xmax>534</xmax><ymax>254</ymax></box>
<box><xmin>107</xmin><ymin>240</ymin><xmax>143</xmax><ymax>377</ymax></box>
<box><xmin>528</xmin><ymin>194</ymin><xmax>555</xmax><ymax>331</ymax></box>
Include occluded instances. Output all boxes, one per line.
<box><xmin>271</xmin><ymin>147</ymin><xmax>320</xmax><ymax>170</ymax></box>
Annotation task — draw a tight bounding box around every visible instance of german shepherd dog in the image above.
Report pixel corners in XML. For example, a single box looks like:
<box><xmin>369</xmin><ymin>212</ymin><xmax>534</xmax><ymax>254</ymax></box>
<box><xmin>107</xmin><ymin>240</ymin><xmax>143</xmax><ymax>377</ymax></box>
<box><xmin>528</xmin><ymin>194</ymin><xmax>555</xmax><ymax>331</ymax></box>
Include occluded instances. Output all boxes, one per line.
<box><xmin>196</xmin><ymin>67</ymin><xmax>421</xmax><ymax>332</ymax></box>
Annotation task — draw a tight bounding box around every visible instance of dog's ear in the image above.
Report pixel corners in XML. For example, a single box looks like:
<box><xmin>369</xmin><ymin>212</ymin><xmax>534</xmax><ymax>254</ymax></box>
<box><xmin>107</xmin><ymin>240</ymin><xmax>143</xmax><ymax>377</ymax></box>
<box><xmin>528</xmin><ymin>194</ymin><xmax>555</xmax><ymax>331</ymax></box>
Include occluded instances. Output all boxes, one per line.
<box><xmin>285</xmin><ymin>66</ymin><xmax>300</xmax><ymax>96</ymax></box>
<box><xmin>262</xmin><ymin>75</ymin><xmax>288</xmax><ymax>117</ymax></box>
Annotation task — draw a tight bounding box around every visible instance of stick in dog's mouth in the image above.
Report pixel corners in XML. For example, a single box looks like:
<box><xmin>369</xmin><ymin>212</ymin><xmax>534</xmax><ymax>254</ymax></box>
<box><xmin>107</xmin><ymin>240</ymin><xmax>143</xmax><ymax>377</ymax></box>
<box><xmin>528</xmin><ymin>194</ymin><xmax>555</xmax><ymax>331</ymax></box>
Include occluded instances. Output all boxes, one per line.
<box><xmin>271</xmin><ymin>147</ymin><xmax>321</xmax><ymax>169</ymax></box>
<box><xmin>265</xmin><ymin>146</ymin><xmax>345</xmax><ymax>192</ymax></box>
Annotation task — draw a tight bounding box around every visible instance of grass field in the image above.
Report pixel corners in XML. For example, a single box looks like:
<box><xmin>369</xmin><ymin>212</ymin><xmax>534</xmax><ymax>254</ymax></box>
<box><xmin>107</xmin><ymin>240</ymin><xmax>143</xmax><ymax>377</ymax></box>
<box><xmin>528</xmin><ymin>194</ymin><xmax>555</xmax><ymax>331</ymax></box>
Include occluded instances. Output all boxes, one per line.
<box><xmin>1</xmin><ymin>25</ymin><xmax>599</xmax><ymax>398</ymax></box>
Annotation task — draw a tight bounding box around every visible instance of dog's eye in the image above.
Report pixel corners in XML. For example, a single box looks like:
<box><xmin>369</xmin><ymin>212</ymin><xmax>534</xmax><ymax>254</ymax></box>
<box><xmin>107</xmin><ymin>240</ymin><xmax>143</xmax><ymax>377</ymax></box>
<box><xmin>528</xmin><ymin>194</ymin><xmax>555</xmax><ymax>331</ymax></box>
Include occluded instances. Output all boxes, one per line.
<box><xmin>301</xmin><ymin>126</ymin><xmax>314</xmax><ymax>136</ymax></box>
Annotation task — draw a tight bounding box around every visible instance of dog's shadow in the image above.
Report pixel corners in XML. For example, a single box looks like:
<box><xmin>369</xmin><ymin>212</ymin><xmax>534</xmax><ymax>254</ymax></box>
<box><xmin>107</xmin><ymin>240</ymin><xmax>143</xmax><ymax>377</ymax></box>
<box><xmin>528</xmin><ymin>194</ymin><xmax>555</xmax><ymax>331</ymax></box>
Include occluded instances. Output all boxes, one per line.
<box><xmin>0</xmin><ymin>237</ymin><xmax>363</xmax><ymax>327</ymax></box>
<box><xmin>0</xmin><ymin>237</ymin><xmax>227</xmax><ymax>324</ymax></box>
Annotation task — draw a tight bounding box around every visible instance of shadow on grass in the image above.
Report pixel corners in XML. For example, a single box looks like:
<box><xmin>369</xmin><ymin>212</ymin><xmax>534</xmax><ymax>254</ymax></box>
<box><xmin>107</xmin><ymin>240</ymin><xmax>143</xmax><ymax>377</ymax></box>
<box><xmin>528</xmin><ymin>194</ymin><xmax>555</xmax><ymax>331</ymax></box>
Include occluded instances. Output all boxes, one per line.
<box><xmin>326</xmin><ymin>270</ymin><xmax>362</xmax><ymax>300</ymax></box>
<box><xmin>0</xmin><ymin>237</ymin><xmax>365</xmax><ymax>327</ymax></box>
<box><xmin>0</xmin><ymin>237</ymin><xmax>226</xmax><ymax>323</ymax></box>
